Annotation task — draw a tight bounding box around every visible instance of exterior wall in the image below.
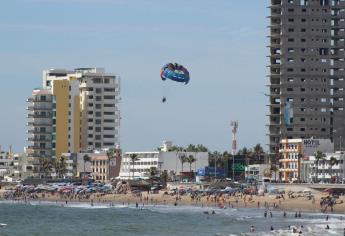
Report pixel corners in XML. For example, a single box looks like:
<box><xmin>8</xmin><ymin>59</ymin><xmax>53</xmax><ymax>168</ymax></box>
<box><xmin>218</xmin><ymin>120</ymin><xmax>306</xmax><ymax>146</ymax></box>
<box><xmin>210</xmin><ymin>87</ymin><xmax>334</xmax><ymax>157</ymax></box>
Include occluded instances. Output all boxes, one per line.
<box><xmin>245</xmin><ymin>164</ymin><xmax>270</xmax><ymax>182</ymax></box>
<box><xmin>26</xmin><ymin>89</ymin><xmax>54</xmax><ymax>176</ymax></box>
<box><xmin>268</xmin><ymin>0</ymin><xmax>345</xmax><ymax>156</ymax></box>
<box><xmin>52</xmin><ymin>79</ymin><xmax>69</xmax><ymax>159</ymax></box>
<box><xmin>119</xmin><ymin>152</ymin><xmax>159</xmax><ymax>179</ymax></box>
<box><xmin>91</xmin><ymin>153</ymin><xmax>120</xmax><ymax>182</ymax></box>
<box><xmin>79</xmin><ymin>70</ymin><xmax>120</xmax><ymax>152</ymax></box>
<box><xmin>279</xmin><ymin>138</ymin><xmax>334</xmax><ymax>181</ymax></box>
<box><xmin>309</xmin><ymin>152</ymin><xmax>345</xmax><ymax>182</ymax></box>
<box><xmin>118</xmin><ymin>151</ymin><xmax>209</xmax><ymax>180</ymax></box>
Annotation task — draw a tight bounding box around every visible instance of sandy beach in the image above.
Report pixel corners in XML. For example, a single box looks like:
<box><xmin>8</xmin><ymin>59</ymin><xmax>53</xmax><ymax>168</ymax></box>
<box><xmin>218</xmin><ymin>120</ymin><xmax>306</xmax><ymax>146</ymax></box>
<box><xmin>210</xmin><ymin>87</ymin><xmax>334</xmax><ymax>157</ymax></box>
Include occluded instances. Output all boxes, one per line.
<box><xmin>1</xmin><ymin>186</ymin><xmax>344</xmax><ymax>214</ymax></box>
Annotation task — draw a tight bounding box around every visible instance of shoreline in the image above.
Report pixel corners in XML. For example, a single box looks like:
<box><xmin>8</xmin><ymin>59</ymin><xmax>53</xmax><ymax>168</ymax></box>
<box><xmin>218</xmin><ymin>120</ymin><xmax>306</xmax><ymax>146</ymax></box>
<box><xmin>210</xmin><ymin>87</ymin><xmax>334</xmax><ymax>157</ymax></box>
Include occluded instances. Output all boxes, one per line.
<box><xmin>1</xmin><ymin>191</ymin><xmax>344</xmax><ymax>215</ymax></box>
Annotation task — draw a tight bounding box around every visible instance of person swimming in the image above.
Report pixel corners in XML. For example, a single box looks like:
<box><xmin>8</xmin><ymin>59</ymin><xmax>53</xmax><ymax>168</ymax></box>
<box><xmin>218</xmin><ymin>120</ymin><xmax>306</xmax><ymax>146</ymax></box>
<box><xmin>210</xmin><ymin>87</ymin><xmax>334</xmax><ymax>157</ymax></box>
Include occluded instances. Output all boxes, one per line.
<box><xmin>250</xmin><ymin>225</ymin><xmax>255</xmax><ymax>232</ymax></box>
<box><xmin>326</xmin><ymin>225</ymin><xmax>330</xmax><ymax>230</ymax></box>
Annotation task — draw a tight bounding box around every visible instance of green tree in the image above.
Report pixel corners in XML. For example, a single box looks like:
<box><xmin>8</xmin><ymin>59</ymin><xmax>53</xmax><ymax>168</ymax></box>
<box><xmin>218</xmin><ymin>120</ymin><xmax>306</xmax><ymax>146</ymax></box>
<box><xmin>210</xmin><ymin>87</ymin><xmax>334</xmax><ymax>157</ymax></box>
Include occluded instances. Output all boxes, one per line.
<box><xmin>129</xmin><ymin>153</ymin><xmax>139</xmax><ymax>179</ymax></box>
<box><xmin>179</xmin><ymin>154</ymin><xmax>187</xmax><ymax>172</ymax></box>
<box><xmin>186</xmin><ymin>155</ymin><xmax>196</xmax><ymax>172</ymax></box>
<box><xmin>314</xmin><ymin>151</ymin><xmax>326</xmax><ymax>183</ymax></box>
<box><xmin>39</xmin><ymin>157</ymin><xmax>53</xmax><ymax>178</ymax></box>
<box><xmin>149</xmin><ymin>166</ymin><xmax>158</xmax><ymax>178</ymax></box>
<box><xmin>253</xmin><ymin>144</ymin><xmax>264</xmax><ymax>163</ymax></box>
<box><xmin>55</xmin><ymin>156</ymin><xmax>67</xmax><ymax>179</ymax></box>
<box><xmin>106</xmin><ymin>149</ymin><xmax>115</xmax><ymax>182</ymax></box>
<box><xmin>270</xmin><ymin>165</ymin><xmax>278</xmax><ymax>182</ymax></box>
<box><xmin>329</xmin><ymin>156</ymin><xmax>338</xmax><ymax>183</ymax></box>
<box><xmin>83</xmin><ymin>154</ymin><xmax>91</xmax><ymax>173</ymax></box>
<box><xmin>196</xmin><ymin>144</ymin><xmax>208</xmax><ymax>152</ymax></box>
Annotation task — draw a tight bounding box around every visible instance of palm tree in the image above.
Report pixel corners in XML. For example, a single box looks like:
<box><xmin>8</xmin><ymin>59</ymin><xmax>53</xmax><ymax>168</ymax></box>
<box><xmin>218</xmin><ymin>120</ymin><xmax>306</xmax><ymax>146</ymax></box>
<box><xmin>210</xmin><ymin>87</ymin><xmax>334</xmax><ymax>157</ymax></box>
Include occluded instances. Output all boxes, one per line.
<box><xmin>253</xmin><ymin>144</ymin><xmax>264</xmax><ymax>163</ymax></box>
<box><xmin>270</xmin><ymin>165</ymin><xmax>278</xmax><ymax>182</ymax></box>
<box><xmin>83</xmin><ymin>154</ymin><xmax>91</xmax><ymax>173</ymax></box>
<box><xmin>106</xmin><ymin>149</ymin><xmax>115</xmax><ymax>182</ymax></box>
<box><xmin>314</xmin><ymin>151</ymin><xmax>326</xmax><ymax>183</ymax></box>
<box><xmin>329</xmin><ymin>156</ymin><xmax>338</xmax><ymax>183</ymax></box>
<box><xmin>186</xmin><ymin>155</ymin><xmax>196</xmax><ymax>172</ymax></box>
<box><xmin>179</xmin><ymin>154</ymin><xmax>187</xmax><ymax>172</ymax></box>
<box><xmin>55</xmin><ymin>156</ymin><xmax>67</xmax><ymax>179</ymax></box>
<box><xmin>39</xmin><ymin>157</ymin><xmax>53</xmax><ymax>178</ymax></box>
<box><xmin>129</xmin><ymin>153</ymin><xmax>139</xmax><ymax>179</ymax></box>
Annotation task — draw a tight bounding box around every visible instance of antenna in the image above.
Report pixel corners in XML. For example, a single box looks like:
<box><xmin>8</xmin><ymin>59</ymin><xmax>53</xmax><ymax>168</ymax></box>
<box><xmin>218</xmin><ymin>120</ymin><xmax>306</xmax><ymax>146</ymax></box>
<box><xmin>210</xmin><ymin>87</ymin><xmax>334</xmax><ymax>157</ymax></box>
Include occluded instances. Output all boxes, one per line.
<box><xmin>230</xmin><ymin>121</ymin><xmax>238</xmax><ymax>181</ymax></box>
<box><xmin>230</xmin><ymin>121</ymin><xmax>238</xmax><ymax>155</ymax></box>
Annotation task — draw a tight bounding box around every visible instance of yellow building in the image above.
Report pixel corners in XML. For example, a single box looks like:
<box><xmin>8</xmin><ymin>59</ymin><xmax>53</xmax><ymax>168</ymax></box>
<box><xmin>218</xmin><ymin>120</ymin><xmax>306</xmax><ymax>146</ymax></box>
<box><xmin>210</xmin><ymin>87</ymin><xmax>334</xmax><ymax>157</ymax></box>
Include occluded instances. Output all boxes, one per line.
<box><xmin>279</xmin><ymin>139</ymin><xmax>302</xmax><ymax>182</ymax></box>
<box><xmin>27</xmin><ymin>68</ymin><xmax>120</xmax><ymax>177</ymax></box>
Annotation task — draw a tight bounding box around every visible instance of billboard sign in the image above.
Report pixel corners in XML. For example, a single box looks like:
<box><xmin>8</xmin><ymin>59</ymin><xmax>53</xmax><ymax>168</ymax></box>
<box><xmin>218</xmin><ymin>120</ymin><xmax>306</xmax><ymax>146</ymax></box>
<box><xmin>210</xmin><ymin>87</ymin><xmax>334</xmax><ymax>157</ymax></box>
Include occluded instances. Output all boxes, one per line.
<box><xmin>302</xmin><ymin>139</ymin><xmax>334</xmax><ymax>156</ymax></box>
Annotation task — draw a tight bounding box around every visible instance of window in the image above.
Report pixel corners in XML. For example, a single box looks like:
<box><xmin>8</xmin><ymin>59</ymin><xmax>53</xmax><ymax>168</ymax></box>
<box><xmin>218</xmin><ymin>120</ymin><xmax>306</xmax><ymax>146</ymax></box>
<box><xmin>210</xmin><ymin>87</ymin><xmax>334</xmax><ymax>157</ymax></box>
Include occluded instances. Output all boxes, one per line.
<box><xmin>288</xmin><ymin>28</ymin><xmax>294</xmax><ymax>32</ymax></box>
<box><xmin>288</xmin><ymin>18</ymin><xmax>294</xmax><ymax>22</ymax></box>
<box><xmin>104</xmin><ymin>96</ymin><xmax>115</xmax><ymax>99</ymax></box>
<box><xmin>95</xmin><ymin>127</ymin><xmax>101</xmax><ymax>132</ymax></box>
<box><xmin>93</xmin><ymin>78</ymin><xmax>101</xmax><ymax>83</ymax></box>
<box><xmin>104</xmin><ymin>88</ymin><xmax>115</xmax><ymax>92</ymax></box>
<box><xmin>96</xmin><ymin>88</ymin><xmax>102</xmax><ymax>93</ymax></box>
<box><xmin>288</xmin><ymin>38</ymin><xmax>295</xmax><ymax>42</ymax></box>
<box><xmin>104</xmin><ymin>127</ymin><xmax>114</xmax><ymax>130</ymax></box>
<box><xmin>104</xmin><ymin>104</ymin><xmax>115</xmax><ymax>107</ymax></box>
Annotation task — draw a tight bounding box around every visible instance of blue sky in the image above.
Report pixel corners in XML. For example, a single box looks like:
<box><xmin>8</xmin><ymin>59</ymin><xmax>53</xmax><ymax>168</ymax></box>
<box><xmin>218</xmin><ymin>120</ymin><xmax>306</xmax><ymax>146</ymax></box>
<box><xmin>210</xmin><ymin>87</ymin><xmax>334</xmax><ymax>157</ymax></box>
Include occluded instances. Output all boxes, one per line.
<box><xmin>0</xmin><ymin>0</ymin><xmax>269</xmax><ymax>153</ymax></box>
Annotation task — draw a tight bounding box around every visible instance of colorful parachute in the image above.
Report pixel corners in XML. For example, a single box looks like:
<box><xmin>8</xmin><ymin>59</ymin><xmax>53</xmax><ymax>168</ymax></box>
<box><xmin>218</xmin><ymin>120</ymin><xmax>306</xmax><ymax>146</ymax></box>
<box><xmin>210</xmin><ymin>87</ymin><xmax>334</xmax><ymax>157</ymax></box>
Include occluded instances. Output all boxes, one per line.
<box><xmin>160</xmin><ymin>63</ymin><xmax>190</xmax><ymax>85</ymax></box>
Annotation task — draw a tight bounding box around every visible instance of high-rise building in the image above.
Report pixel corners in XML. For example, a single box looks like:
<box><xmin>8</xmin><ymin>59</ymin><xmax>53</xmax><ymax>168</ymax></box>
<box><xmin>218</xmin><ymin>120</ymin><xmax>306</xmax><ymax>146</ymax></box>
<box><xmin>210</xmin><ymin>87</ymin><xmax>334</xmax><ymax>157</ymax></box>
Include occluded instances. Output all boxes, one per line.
<box><xmin>27</xmin><ymin>68</ymin><xmax>120</xmax><ymax>175</ymax></box>
<box><xmin>268</xmin><ymin>0</ymin><xmax>345</xmax><ymax>156</ymax></box>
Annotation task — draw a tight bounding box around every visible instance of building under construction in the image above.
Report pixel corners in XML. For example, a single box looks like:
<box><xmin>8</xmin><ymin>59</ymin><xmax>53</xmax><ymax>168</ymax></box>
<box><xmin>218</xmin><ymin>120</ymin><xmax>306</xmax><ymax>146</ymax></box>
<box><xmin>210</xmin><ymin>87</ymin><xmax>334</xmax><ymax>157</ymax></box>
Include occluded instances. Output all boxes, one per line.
<box><xmin>268</xmin><ymin>0</ymin><xmax>345</xmax><ymax>156</ymax></box>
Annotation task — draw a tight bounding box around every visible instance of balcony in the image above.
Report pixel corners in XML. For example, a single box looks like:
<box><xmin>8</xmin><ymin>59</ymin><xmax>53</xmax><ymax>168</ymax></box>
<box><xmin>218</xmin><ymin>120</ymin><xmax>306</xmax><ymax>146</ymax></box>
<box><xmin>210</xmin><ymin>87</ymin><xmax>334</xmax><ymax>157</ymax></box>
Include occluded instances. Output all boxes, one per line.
<box><xmin>27</xmin><ymin>98</ymin><xmax>53</xmax><ymax>103</ymax></box>
<box><xmin>27</xmin><ymin>105</ymin><xmax>52</xmax><ymax>111</ymax></box>
<box><xmin>332</xmin><ymin>2</ymin><xmax>345</xmax><ymax>9</ymax></box>
<box><xmin>27</xmin><ymin>146</ymin><xmax>51</xmax><ymax>151</ymax></box>
<box><xmin>27</xmin><ymin>129</ymin><xmax>50</xmax><ymax>134</ymax></box>
<box><xmin>27</xmin><ymin>137</ymin><xmax>52</xmax><ymax>142</ymax></box>
<box><xmin>27</xmin><ymin>121</ymin><xmax>52</xmax><ymax>127</ymax></box>
<box><xmin>27</xmin><ymin>114</ymin><xmax>52</xmax><ymax>119</ymax></box>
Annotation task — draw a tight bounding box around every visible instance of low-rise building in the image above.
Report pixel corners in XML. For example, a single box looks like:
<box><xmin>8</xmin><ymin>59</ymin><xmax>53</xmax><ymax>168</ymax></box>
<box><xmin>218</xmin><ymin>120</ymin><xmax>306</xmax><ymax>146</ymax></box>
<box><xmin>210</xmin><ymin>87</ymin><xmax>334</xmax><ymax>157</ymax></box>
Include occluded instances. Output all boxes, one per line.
<box><xmin>279</xmin><ymin>138</ymin><xmax>334</xmax><ymax>182</ymax></box>
<box><xmin>308</xmin><ymin>152</ymin><xmax>345</xmax><ymax>183</ymax></box>
<box><xmin>245</xmin><ymin>164</ymin><xmax>270</xmax><ymax>182</ymax></box>
<box><xmin>118</xmin><ymin>150</ymin><xmax>208</xmax><ymax>180</ymax></box>
<box><xmin>62</xmin><ymin>151</ymin><xmax>122</xmax><ymax>181</ymax></box>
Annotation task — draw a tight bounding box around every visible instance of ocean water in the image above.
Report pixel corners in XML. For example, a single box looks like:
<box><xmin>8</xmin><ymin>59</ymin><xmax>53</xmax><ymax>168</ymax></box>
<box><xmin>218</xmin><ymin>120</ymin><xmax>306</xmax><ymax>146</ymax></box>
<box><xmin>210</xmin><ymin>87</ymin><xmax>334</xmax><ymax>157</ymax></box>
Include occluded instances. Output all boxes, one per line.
<box><xmin>0</xmin><ymin>201</ymin><xmax>344</xmax><ymax>236</ymax></box>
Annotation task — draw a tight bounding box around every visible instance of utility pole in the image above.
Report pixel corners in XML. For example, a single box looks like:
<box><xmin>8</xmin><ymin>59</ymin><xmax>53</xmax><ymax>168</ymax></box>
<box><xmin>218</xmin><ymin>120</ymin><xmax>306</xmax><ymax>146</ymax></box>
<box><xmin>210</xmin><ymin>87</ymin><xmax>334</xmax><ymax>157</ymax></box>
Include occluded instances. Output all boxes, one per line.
<box><xmin>231</xmin><ymin>121</ymin><xmax>238</xmax><ymax>181</ymax></box>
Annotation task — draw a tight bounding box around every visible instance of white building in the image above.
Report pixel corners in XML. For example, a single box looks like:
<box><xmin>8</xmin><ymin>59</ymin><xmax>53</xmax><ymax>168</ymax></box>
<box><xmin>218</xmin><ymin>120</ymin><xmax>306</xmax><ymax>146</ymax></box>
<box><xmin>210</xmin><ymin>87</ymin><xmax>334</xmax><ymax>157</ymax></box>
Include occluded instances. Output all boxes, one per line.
<box><xmin>27</xmin><ymin>68</ymin><xmax>121</xmax><ymax>177</ymax></box>
<box><xmin>308</xmin><ymin>152</ymin><xmax>345</xmax><ymax>183</ymax></box>
<box><xmin>118</xmin><ymin>150</ymin><xmax>208</xmax><ymax>180</ymax></box>
<box><xmin>245</xmin><ymin>164</ymin><xmax>270</xmax><ymax>182</ymax></box>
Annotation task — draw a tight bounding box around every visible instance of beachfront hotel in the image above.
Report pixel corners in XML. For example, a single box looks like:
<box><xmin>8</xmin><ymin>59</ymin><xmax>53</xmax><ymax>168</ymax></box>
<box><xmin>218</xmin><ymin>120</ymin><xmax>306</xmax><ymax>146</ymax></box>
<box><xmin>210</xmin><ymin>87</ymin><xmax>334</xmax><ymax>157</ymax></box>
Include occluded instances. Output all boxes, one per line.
<box><xmin>278</xmin><ymin>138</ymin><xmax>333</xmax><ymax>182</ymax></box>
<box><xmin>26</xmin><ymin>68</ymin><xmax>120</xmax><ymax>176</ymax></box>
<box><xmin>268</xmin><ymin>0</ymin><xmax>345</xmax><ymax>157</ymax></box>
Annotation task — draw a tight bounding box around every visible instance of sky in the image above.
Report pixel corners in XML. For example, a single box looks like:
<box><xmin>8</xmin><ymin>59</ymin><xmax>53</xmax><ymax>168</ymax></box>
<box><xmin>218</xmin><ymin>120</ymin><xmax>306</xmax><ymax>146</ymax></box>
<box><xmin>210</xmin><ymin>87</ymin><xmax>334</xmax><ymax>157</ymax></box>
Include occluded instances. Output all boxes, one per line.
<box><xmin>0</xmin><ymin>0</ymin><xmax>269</xmax><ymax>153</ymax></box>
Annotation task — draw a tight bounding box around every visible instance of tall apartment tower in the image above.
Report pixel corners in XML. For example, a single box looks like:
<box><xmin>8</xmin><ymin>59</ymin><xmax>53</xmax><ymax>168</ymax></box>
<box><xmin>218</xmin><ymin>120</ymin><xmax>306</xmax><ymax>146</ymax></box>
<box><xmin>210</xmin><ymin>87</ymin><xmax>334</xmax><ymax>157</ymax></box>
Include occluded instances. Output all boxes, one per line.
<box><xmin>268</xmin><ymin>0</ymin><xmax>345</xmax><ymax>155</ymax></box>
<box><xmin>27</xmin><ymin>68</ymin><xmax>120</xmax><ymax>165</ymax></box>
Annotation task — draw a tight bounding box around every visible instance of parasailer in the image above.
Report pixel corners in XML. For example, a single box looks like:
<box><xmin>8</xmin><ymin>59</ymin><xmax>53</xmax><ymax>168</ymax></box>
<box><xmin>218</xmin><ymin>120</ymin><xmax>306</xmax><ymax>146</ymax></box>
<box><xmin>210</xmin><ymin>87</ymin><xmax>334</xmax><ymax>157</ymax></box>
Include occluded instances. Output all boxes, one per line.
<box><xmin>160</xmin><ymin>63</ymin><xmax>190</xmax><ymax>85</ymax></box>
<box><xmin>160</xmin><ymin>63</ymin><xmax>190</xmax><ymax>103</ymax></box>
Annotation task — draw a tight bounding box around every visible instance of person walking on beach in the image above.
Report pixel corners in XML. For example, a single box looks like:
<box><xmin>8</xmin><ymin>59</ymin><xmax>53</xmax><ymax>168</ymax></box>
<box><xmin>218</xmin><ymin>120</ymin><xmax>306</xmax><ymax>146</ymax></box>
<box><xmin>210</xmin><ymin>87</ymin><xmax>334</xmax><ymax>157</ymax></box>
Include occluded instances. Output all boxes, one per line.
<box><xmin>298</xmin><ymin>211</ymin><xmax>301</xmax><ymax>218</ymax></box>
<box><xmin>326</xmin><ymin>215</ymin><xmax>329</xmax><ymax>221</ymax></box>
<box><xmin>264</xmin><ymin>211</ymin><xmax>267</xmax><ymax>218</ymax></box>
<box><xmin>283</xmin><ymin>211</ymin><xmax>286</xmax><ymax>218</ymax></box>
<box><xmin>270</xmin><ymin>211</ymin><xmax>273</xmax><ymax>218</ymax></box>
